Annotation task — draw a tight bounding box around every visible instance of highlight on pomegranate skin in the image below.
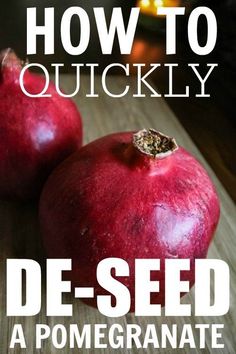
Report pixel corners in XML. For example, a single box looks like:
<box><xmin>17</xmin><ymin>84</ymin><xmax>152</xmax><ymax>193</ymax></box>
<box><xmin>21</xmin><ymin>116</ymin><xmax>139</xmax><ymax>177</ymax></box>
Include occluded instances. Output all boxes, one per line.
<box><xmin>0</xmin><ymin>48</ymin><xmax>83</xmax><ymax>200</ymax></box>
<box><xmin>39</xmin><ymin>129</ymin><xmax>220</xmax><ymax>311</ymax></box>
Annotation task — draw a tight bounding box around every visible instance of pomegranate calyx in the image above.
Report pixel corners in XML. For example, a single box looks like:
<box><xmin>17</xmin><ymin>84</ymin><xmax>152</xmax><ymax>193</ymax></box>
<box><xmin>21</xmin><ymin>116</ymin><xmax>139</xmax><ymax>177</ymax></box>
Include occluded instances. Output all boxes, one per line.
<box><xmin>0</xmin><ymin>48</ymin><xmax>25</xmax><ymax>83</ymax></box>
<box><xmin>0</xmin><ymin>48</ymin><xmax>24</xmax><ymax>70</ymax></box>
<box><xmin>133</xmin><ymin>129</ymin><xmax>178</xmax><ymax>159</ymax></box>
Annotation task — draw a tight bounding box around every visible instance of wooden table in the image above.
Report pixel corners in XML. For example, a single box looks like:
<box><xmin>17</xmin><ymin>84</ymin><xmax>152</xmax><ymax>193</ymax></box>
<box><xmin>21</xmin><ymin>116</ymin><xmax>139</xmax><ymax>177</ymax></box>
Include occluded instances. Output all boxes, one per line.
<box><xmin>0</xmin><ymin>75</ymin><xmax>235</xmax><ymax>353</ymax></box>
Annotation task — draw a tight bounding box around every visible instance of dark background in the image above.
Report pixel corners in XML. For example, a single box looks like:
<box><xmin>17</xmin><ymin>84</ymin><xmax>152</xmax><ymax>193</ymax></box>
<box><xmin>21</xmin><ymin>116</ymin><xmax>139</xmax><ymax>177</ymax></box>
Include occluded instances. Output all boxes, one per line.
<box><xmin>0</xmin><ymin>0</ymin><xmax>235</xmax><ymax>201</ymax></box>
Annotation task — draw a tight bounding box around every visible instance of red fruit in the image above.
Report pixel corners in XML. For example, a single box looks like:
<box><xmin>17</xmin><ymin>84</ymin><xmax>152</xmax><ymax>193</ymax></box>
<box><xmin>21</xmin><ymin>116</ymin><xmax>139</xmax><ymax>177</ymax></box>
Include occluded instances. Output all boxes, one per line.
<box><xmin>0</xmin><ymin>49</ymin><xmax>82</xmax><ymax>199</ymax></box>
<box><xmin>39</xmin><ymin>129</ymin><xmax>220</xmax><ymax>311</ymax></box>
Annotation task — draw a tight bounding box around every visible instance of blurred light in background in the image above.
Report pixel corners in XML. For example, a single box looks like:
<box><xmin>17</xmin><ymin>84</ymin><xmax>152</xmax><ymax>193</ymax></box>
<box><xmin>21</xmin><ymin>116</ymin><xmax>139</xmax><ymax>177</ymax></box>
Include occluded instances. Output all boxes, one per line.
<box><xmin>125</xmin><ymin>38</ymin><xmax>166</xmax><ymax>74</ymax></box>
<box><xmin>137</xmin><ymin>0</ymin><xmax>181</xmax><ymax>17</ymax></box>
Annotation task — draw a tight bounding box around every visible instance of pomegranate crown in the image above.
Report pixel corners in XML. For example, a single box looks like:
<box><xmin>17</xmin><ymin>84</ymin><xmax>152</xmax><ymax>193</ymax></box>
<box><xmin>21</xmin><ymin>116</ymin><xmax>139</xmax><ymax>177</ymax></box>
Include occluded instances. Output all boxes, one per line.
<box><xmin>0</xmin><ymin>48</ymin><xmax>26</xmax><ymax>83</ymax></box>
<box><xmin>133</xmin><ymin>129</ymin><xmax>178</xmax><ymax>159</ymax></box>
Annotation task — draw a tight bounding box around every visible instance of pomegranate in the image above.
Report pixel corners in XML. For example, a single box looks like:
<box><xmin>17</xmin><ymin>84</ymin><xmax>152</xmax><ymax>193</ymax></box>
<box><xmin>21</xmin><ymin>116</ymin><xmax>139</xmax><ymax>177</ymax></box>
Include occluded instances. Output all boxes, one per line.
<box><xmin>39</xmin><ymin>129</ymin><xmax>220</xmax><ymax>310</ymax></box>
<box><xmin>0</xmin><ymin>49</ymin><xmax>82</xmax><ymax>199</ymax></box>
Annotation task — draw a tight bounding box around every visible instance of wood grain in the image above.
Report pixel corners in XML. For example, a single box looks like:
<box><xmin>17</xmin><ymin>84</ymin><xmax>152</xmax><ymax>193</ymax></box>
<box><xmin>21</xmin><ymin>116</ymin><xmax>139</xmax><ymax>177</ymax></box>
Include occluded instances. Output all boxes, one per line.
<box><xmin>0</xmin><ymin>75</ymin><xmax>235</xmax><ymax>353</ymax></box>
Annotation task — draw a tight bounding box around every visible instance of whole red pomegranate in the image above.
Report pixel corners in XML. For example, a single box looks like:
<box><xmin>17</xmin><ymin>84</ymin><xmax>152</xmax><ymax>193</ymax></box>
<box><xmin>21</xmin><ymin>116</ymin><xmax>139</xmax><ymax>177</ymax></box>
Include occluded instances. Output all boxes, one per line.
<box><xmin>39</xmin><ymin>129</ymin><xmax>220</xmax><ymax>310</ymax></box>
<box><xmin>0</xmin><ymin>49</ymin><xmax>82</xmax><ymax>199</ymax></box>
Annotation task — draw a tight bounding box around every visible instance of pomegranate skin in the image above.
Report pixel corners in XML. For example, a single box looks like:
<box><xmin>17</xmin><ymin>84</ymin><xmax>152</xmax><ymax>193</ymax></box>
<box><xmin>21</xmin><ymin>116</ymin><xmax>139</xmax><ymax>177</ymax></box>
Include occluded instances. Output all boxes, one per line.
<box><xmin>0</xmin><ymin>49</ymin><xmax>82</xmax><ymax>199</ymax></box>
<box><xmin>39</xmin><ymin>131</ymin><xmax>220</xmax><ymax>310</ymax></box>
